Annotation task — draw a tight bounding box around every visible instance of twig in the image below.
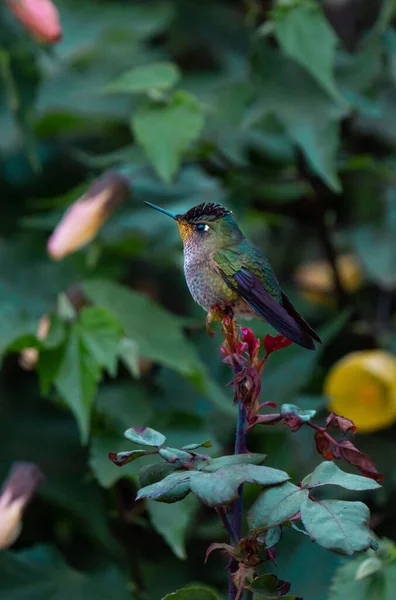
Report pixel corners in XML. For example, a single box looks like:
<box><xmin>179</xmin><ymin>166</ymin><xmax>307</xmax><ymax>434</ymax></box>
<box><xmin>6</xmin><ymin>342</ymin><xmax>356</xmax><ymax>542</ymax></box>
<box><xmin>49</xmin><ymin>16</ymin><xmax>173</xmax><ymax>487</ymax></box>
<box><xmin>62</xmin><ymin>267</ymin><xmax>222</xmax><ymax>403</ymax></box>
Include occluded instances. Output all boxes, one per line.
<box><xmin>216</xmin><ymin>507</ymin><xmax>239</xmax><ymax>546</ymax></box>
<box><xmin>229</xmin><ymin>373</ymin><xmax>248</xmax><ymax>598</ymax></box>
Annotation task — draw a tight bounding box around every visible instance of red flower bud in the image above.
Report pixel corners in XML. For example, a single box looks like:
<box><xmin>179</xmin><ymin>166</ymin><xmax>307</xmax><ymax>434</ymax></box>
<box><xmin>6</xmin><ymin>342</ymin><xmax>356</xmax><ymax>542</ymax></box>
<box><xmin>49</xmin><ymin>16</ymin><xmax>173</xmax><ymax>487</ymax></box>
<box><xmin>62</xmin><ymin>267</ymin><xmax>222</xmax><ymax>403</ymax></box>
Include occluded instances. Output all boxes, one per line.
<box><xmin>47</xmin><ymin>171</ymin><xmax>129</xmax><ymax>260</ymax></box>
<box><xmin>6</xmin><ymin>0</ymin><xmax>62</xmax><ymax>44</ymax></box>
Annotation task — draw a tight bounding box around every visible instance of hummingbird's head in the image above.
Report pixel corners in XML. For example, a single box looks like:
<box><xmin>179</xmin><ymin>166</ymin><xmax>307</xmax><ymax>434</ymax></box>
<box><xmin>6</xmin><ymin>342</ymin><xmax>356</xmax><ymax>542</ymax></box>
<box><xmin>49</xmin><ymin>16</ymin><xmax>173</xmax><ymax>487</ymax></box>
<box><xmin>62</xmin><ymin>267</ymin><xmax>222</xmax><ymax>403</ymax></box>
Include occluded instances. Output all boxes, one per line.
<box><xmin>144</xmin><ymin>202</ymin><xmax>243</xmax><ymax>252</ymax></box>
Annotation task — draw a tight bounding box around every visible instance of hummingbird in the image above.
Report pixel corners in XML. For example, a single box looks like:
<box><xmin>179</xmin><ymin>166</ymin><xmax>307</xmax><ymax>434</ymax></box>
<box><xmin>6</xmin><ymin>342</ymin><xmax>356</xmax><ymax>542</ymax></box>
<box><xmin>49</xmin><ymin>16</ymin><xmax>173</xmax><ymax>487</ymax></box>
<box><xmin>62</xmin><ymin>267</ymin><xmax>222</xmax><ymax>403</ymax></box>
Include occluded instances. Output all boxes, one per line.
<box><xmin>145</xmin><ymin>201</ymin><xmax>321</xmax><ymax>350</ymax></box>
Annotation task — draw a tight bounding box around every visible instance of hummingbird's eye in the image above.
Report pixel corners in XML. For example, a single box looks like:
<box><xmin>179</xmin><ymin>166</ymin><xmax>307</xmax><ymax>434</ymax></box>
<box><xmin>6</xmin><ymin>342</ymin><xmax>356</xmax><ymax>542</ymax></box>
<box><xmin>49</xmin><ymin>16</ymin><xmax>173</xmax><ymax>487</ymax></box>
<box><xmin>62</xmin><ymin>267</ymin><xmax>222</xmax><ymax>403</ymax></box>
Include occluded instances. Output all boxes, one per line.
<box><xmin>195</xmin><ymin>223</ymin><xmax>209</xmax><ymax>232</ymax></box>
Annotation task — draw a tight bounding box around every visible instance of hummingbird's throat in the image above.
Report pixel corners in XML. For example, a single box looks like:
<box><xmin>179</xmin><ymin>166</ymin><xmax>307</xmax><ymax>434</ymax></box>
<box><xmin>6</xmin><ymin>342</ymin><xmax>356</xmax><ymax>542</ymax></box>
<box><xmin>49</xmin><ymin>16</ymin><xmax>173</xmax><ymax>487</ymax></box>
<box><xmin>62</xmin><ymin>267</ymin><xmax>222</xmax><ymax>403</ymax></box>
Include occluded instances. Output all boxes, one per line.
<box><xmin>177</xmin><ymin>220</ymin><xmax>194</xmax><ymax>242</ymax></box>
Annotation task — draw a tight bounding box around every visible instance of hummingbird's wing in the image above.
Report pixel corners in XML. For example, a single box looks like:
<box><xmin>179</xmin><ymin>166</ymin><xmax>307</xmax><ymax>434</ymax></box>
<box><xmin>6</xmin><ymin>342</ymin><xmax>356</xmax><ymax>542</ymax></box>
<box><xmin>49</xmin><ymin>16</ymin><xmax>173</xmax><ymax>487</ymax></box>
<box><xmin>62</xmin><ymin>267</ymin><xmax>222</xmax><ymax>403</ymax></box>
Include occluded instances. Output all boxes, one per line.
<box><xmin>213</xmin><ymin>248</ymin><xmax>320</xmax><ymax>349</ymax></box>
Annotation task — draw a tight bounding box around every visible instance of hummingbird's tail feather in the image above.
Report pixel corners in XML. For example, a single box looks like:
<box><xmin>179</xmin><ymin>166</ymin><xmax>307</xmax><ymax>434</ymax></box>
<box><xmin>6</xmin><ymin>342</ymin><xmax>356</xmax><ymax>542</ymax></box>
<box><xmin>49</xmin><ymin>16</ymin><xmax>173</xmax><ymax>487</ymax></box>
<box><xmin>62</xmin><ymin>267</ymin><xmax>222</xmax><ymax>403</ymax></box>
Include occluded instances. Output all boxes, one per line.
<box><xmin>281</xmin><ymin>291</ymin><xmax>322</xmax><ymax>345</ymax></box>
<box><xmin>232</xmin><ymin>269</ymin><xmax>320</xmax><ymax>350</ymax></box>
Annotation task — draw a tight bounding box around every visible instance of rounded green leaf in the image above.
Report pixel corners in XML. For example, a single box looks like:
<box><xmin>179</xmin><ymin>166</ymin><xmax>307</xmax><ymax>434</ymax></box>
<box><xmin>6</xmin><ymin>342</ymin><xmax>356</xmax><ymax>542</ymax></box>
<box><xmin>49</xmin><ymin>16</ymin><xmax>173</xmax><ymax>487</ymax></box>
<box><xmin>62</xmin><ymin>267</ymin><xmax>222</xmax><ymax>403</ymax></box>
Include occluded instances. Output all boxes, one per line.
<box><xmin>124</xmin><ymin>427</ymin><xmax>166</xmax><ymax>447</ymax></box>
<box><xmin>249</xmin><ymin>482</ymin><xmax>308</xmax><ymax>529</ymax></box>
<box><xmin>302</xmin><ymin>462</ymin><xmax>381</xmax><ymax>491</ymax></box>
<box><xmin>190</xmin><ymin>465</ymin><xmax>289</xmax><ymax>507</ymax></box>
<box><xmin>301</xmin><ymin>498</ymin><xmax>373</xmax><ymax>555</ymax></box>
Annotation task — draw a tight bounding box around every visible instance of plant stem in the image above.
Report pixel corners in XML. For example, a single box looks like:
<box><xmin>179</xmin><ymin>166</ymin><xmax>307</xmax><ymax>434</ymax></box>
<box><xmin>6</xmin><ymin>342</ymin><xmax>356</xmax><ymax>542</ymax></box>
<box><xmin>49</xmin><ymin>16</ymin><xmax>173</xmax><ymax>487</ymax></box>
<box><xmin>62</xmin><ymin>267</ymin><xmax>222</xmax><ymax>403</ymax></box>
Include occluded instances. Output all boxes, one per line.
<box><xmin>228</xmin><ymin>398</ymin><xmax>248</xmax><ymax>599</ymax></box>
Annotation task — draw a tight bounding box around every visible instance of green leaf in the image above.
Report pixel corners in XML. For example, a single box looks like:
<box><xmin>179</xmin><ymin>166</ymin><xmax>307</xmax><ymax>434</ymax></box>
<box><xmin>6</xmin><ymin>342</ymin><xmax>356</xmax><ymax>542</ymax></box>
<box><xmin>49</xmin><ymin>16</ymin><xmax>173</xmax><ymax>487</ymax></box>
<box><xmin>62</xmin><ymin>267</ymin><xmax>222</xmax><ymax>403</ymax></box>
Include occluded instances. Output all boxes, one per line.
<box><xmin>302</xmin><ymin>462</ymin><xmax>381</xmax><ymax>491</ymax></box>
<box><xmin>55</xmin><ymin>326</ymin><xmax>101</xmax><ymax>444</ymax></box>
<box><xmin>148</xmin><ymin>495</ymin><xmax>198</xmax><ymax>560</ymax></box>
<box><xmin>161</xmin><ymin>588</ymin><xmax>219</xmax><ymax>600</ymax></box>
<box><xmin>139</xmin><ymin>462</ymin><xmax>179</xmax><ymax>488</ymax></box>
<box><xmin>249</xmin><ymin>482</ymin><xmax>309</xmax><ymax>529</ymax></box>
<box><xmin>159</xmin><ymin>447</ymin><xmax>193</xmax><ymax>464</ymax></box>
<box><xmin>104</xmin><ymin>62</ymin><xmax>180</xmax><ymax>94</ymax></box>
<box><xmin>82</xmin><ymin>279</ymin><xmax>234</xmax><ymax>415</ymax></box>
<box><xmin>137</xmin><ymin>471</ymin><xmax>192</xmax><ymax>503</ymax></box>
<box><xmin>329</xmin><ymin>539</ymin><xmax>396</xmax><ymax>600</ymax></box>
<box><xmin>189</xmin><ymin>464</ymin><xmax>289</xmax><ymax>507</ymax></box>
<box><xmin>280</xmin><ymin>404</ymin><xmax>316</xmax><ymax>421</ymax></box>
<box><xmin>181</xmin><ymin>440</ymin><xmax>212</xmax><ymax>451</ymax></box>
<box><xmin>41</xmin><ymin>313</ymin><xmax>66</xmax><ymax>349</ymax></box>
<box><xmin>125</xmin><ymin>427</ymin><xmax>166</xmax><ymax>447</ymax></box>
<box><xmin>300</xmin><ymin>498</ymin><xmax>373</xmax><ymax>555</ymax></box>
<box><xmin>247</xmin><ymin>574</ymin><xmax>288</xmax><ymax>598</ymax></box>
<box><xmin>355</xmin><ymin>556</ymin><xmax>383</xmax><ymax>580</ymax></box>
<box><xmin>0</xmin><ymin>545</ymin><xmax>131</xmax><ymax>600</ymax></box>
<box><xmin>78</xmin><ymin>306</ymin><xmax>122</xmax><ymax>376</ymax></box>
<box><xmin>118</xmin><ymin>337</ymin><xmax>140</xmax><ymax>378</ymax></box>
<box><xmin>90</xmin><ymin>432</ymin><xmax>155</xmax><ymax>488</ymax></box>
<box><xmin>132</xmin><ymin>91</ymin><xmax>204</xmax><ymax>183</ymax></box>
<box><xmin>265</xmin><ymin>527</ymin><xmax>282</xmax><ymax>549</ymax></box>
<box><xmin>95</xmin><ymin>381</ymin><xmax>153</xmax><ymax>430</ymax></box>
<box><xmin>201</xmin><ymin>453</ymin><xmax>267</xmax><ymax>472</ymax></box>
<box><xmin>252</xmin><ymin>43</ymin><xmax>348</xmax><ymax>192</ymax></box>
<box><xmin>274</xmin><ymin>2</ymin><xmax>340</xmax><ymax>100</ymax></box>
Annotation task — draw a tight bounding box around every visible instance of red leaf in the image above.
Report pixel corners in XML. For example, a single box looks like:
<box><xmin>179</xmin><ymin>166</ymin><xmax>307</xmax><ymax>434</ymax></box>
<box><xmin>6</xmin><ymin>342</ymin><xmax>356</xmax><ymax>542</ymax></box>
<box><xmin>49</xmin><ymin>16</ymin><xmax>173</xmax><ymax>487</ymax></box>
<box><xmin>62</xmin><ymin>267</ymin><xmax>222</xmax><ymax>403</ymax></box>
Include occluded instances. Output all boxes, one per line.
<box><xmin>337</xmin><ymin>440</ymin><xmax>384</xmax><ymax>482</ymax></box>
<box><xmin>252</xmin><ymin>413</ymin><xmax>282</xmax><ymax>427</ymax></box>
<box><xmin>325</xmin><ymin>412</ymin><xmax>358</xmax><ymax>434</ymax></box>
<box><xmin>314</xmin><ymin>431</ymin><xmax>339</xmax><ymax>460</ymax></box>
<box><xmin>205</xmin><ymin>542</ymin><xmax>236</xmax><ymax>563</ymax></box>
<box><xmin>240</xmin><ymin>327</ymin><xmax>261</xmax><ymax>361</ymax></box>
<box><xmin>264</xmin><ymin>334</ymin><xmax>293</xmax><ymax>357</ymax></box>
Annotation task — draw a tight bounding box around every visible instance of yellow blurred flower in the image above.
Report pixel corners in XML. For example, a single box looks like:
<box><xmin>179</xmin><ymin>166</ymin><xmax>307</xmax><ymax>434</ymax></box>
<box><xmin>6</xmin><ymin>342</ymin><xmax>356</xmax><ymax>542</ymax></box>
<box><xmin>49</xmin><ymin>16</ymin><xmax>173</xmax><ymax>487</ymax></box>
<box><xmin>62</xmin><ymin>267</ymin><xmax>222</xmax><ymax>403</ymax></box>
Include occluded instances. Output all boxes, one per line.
<box><xmin>47</xmin><ymin>171</ymin><xmax>129</xmax><ymax>260</ymax></box>
<box><xmin>324</xmin><ymin>350</ymin><xmax>396</xmax><ymax>432</ymax></box>
<box><xmin>295</xmin><ymin>254</ymin><xmax>362</xmax><ymax>305</ymax></box>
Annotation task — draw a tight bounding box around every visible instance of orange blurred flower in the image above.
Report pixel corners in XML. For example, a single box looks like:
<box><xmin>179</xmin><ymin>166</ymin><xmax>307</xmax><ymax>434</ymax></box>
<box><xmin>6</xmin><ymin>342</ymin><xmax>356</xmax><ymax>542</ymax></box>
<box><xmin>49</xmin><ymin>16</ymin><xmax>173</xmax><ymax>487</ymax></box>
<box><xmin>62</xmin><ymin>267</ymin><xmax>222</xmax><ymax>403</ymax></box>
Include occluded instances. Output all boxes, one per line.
<box><xmin>0</xmin><ymin>463</ymin><xmax>43</xmax><ymax>549</ymax></box>
<box><xmin>295</xmin><ymin>254</ymin><xmax>362</xmax><ymax>305</ymax></box>
<box><xmin>324</xmin><ymin>350</ymin><xmax>396</xmax><ymax>432</ymax></box>
<box><xmin>6</xmin><ymin>0</ymin><xmax>62</xmax><ymax>44</ymax></box>
<box><xmin>47</xmin><ymin>171</ymin><xmax>129</xmax><ymax>260</ymax></box>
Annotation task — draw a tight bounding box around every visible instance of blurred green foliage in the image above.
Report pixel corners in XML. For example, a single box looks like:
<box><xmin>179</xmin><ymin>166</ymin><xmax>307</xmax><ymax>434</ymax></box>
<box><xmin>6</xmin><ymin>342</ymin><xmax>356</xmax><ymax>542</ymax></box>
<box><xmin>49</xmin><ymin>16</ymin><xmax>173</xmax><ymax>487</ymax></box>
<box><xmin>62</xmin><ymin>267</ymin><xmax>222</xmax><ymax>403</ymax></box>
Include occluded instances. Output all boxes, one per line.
<box><xmin>2</xmin><ymin>0</ymin><xmax>396</xmax><ymax>598</ymax></box>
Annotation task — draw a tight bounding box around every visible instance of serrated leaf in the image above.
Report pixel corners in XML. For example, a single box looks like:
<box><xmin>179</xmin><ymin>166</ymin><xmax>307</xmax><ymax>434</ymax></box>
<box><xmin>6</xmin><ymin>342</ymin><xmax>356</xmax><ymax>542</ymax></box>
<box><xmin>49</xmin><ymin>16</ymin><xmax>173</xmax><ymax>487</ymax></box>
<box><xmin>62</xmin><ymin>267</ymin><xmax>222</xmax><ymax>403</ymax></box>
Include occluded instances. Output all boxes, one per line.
<box><xmin>78</xmin><ymin>306</ymin><xmax>122</xmax><ymax>376</ymax></box>
<box><xmin>161</xmin><ymin>587</ymin><xmax>219</xmax><ymax>600</ymax></box>
<box><xmin>104</xmin><ymin>61</ymin><xmax>180</xmax><ymax>94</ymax></box>
<box><xmin>189</xmin><ymin>464</ymin><xmax>288</xmax><ymax>507</ymax></box>
<box><xmin>148</xmin><ymin>495</ymin><xmax>198</xmax><ymax>560</ymax></box>
<box><xmin>132</xmin><ymin>91</ymin><xmax>204</xmax><ymax>183</ymax></box>
<box><xmin>274</xmin><ymin>2</ymin><xmax>340</xmax><ymax>100</ymax></box>
<box><xmin>201</xmin><ymin>453</ymin><xmax>267</xmax><ymax>472</ymax></box>
<box><xmin>301</xmin><ymin>498</ymin><xmax>372</xmax><ymax>555</ymax></box>
<box><xmin>82</xmin><ymin>279</ymin><xmax>234</xmax><ymax>415</ymax></box>
<box><xmin>249</xmin><ymin>482</ymin><xmax>308</xmax><ymax>529</ymax></box>
<box><xmin>252</xmin><ymin>43</ymin><xmax>348</xmax><ymax>192</ymax></box>
<box><xmin>55</xmin><ymin>326</ymin><xmax>101</xmax><ymax>444</ymax></box>
<box><xmin>137</xmin><ymin>471</ymin><xmax>191</xmax><ymax>503</ymax></box>
<box><xmin>302</xmin><ymin>462</ymin><xmax>381</xmax><ymax>491</ymax></box>
<box><xmin>125</xmin><ymin>427</ymin><xmax>166</xmax><ymax>447</ymax></box>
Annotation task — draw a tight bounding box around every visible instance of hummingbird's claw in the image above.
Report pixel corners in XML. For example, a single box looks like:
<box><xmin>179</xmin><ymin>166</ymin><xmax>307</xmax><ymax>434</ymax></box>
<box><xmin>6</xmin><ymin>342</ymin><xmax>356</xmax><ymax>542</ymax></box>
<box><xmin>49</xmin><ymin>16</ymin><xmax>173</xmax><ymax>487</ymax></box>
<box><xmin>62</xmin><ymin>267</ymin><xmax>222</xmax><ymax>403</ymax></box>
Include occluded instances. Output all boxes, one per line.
<box><xmin>206</xmin><ymin>311</ymin><xmax>217</xmax><ymax>337</ymax></box>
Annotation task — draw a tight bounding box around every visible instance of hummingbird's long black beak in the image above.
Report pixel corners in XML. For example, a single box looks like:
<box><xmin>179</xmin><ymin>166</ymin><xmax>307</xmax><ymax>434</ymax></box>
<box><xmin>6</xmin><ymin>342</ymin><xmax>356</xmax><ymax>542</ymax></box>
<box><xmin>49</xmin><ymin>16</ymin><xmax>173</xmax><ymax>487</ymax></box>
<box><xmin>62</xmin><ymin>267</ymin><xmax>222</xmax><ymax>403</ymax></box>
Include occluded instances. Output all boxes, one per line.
<box><xmin>144</xmin><ymin>202</ymin><xmax>178</xmax><ymax>220</ymax></box>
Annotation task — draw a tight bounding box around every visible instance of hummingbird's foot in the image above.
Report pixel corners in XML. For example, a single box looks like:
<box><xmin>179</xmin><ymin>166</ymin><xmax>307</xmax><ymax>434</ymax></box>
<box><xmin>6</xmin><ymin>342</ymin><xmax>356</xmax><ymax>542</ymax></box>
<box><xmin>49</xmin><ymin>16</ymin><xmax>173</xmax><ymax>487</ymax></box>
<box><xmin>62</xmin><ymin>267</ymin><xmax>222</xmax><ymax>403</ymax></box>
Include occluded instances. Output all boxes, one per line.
<box><xmin>206</xmin><ymin>305</ymin><xmax>226</xmax><ymax>337</ymax></box>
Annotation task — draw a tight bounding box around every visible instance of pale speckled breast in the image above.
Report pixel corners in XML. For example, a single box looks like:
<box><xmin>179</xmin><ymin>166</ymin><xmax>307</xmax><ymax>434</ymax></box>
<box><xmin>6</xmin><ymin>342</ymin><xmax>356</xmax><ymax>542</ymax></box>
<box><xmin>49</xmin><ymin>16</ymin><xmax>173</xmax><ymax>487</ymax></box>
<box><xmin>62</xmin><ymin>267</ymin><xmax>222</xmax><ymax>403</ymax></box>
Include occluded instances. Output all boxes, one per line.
<box><xmin>184</xmin><ymin>255</ymin><xmax>237</xmax><ymax>311</ymax></box>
